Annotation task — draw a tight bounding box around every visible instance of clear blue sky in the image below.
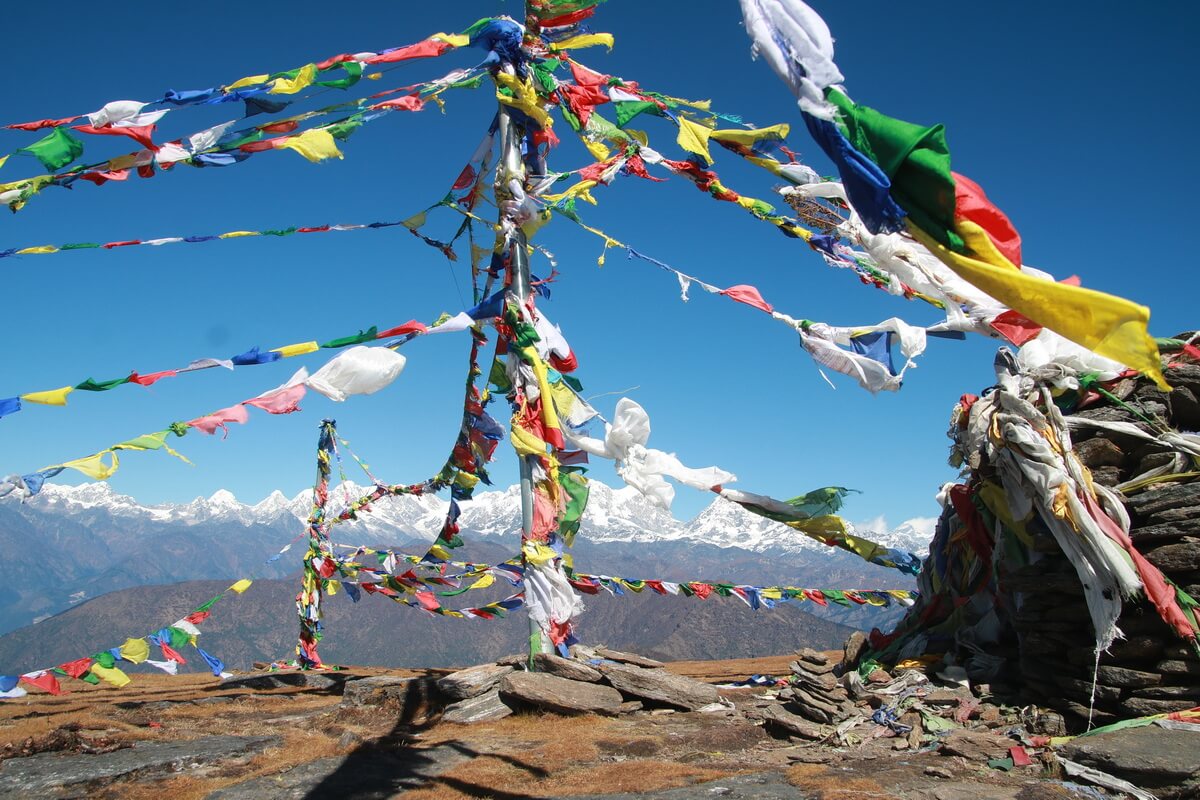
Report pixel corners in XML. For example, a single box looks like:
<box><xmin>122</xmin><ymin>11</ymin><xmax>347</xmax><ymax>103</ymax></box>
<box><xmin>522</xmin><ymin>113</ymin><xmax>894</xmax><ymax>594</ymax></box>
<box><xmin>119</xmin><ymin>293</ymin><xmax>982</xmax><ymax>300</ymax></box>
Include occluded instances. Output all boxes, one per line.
<box><xmin>0</xmin><ymin>1</ymin><xmax>1194</xmax><ymax>527</ymax></box>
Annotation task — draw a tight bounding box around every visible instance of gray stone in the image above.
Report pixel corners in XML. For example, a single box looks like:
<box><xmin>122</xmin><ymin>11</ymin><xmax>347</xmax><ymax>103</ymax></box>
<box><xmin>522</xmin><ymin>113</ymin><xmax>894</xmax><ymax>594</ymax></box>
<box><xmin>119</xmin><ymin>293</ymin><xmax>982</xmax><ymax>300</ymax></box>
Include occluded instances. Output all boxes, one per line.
<box><xmin>788</xmin><ymin>686</ymin><xmax>840</xmax><ymax>718</ymax></box>
<box><xmin>532</xmin><ymin>653</ymin><xmax>603</xmax><ymax>682</ymax></box>
<box><xmin>1059</xmin><ymin>726</ymin><xmax>1200</xmax><ymax>788</ymax></box>
<box><xmin>618</xmin><ymin>700</ymin><xmax>644</xmax><ymax>714</ymax></box>
<box><xmin>788</xmin><ymin>664</ymin><xmax>837</xmax><ymax>692</ymax></box>
<box><xmin>760</xmin><ymin>704</ymin><xmax>827</xmax><ymax>741</ymax></box>
<box><xmin>1101</xmin><ymin>635</ymin><xmax>1165</xmax><ymax>663</ymax></box>
<box><xmin>435</xmin><ymin>663</ymin><xmax>514</xmax><ymax>701</ymax></box>
<box><xmin>1145</xmin><ymin>538</ymin><xmax>1200</xmax><ymax>573</ymax></box>
<box><xmin>499</xmin><ymin>671</ymin><xmax>623</xmax><ymax>715</ymax></box>
<box><xmin>580</xmin><ymin>771</ymin><xmax>808</xmax><ymax>800</ymax></box>
<box><xmin>341</xmin><ymin>675</ymin><xmax>440</xmax><ymax>713</ymax></box>
<box><xmin>1131</xmin><ymin>684</ymin><xmax>1200</xmax><ymax>700</ymax></box>
<box><xmin>0</xmin><ymin>735</ymin><xmax>277</xmax><ymax>796</ymax></box>
<box><xmin>1095</xmin><ymin>665</ymin><xmax>1162</xmax><ymax>688</ymax></box>
<box><xmin>441</xmin><ymin>688</ymin><xmax>513</xmax><ymax>724</ymax></box>
<box><xmin>597</xmin><ymin>661</ymin><xmax>719</xmax><ymax>711</ymax></box>
<box><xmin>938</xmin><ymin>729</ymin><xmax>1014</xmax><ymax>761</ymax></box>
<box><xmin>218</xmin><ymin>671</ymin><xmax>343</xmax><ymax>692</ymax></box>
<box><xmin>842</xmin><ymin>630</ymin><xmax>868</xmax><ymax>667</ymax></box>
<box><xmin>1074</xmin><ymin>437</ymin><xmax>1125</xmax><ymax>468</ymax></box>
<box><xmin>1120</xmin><ymin>697</ymin><xmax>1200</xmax><ymax>717</ymax></box>
<box><xmin>795</xmin><ymin>648</ymin><xmax>830</xmax><ymax>667</ymax></box>
<box><xmin>593</xmin><ymin>646</ymin><xmax>665</xmax><ymax>668</ymax></box>
<box><xmin>1159</xmin><ymin>659</ymin><xmax>1200</xmax><ymax>676</ymax></box>
<box><xmin>206</xmin><ymin>742</ymin><xmax>474</xmax><ymax>800</ymax></box>
<box><xmin>1127</xmin><ymin>483</ymin><xmax>1200</xmax><ymax>519</ymax></box>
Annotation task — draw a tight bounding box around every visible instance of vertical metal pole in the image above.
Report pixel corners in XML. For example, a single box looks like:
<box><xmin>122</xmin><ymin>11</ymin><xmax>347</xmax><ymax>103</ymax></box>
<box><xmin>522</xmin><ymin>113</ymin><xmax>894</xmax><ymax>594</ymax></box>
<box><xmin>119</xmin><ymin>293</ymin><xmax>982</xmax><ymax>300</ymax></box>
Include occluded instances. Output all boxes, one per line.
<box><xmin>496</xmin><ymin>61</ymin><xmax>547</xmax><ymax>664</ymax></box>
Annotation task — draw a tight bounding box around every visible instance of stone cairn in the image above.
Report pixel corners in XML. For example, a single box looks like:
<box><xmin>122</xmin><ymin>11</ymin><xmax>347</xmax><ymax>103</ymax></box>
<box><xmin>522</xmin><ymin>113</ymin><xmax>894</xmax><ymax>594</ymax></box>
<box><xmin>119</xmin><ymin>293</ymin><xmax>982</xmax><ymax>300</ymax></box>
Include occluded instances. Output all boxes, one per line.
<box><xmin>853</xmin><ymin>342</ymin><xmax>1200</xmax><ymax>730</ymax></box>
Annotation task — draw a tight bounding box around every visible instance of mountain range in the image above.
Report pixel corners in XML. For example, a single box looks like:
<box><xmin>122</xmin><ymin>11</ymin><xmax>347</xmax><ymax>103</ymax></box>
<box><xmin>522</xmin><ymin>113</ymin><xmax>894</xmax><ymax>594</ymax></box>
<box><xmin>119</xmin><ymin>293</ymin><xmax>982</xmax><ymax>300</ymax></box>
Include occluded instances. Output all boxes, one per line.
<box><xmin>0</xmin><ymin>480</ymin><xmax>932</xmax><ymax>669</ymax></box>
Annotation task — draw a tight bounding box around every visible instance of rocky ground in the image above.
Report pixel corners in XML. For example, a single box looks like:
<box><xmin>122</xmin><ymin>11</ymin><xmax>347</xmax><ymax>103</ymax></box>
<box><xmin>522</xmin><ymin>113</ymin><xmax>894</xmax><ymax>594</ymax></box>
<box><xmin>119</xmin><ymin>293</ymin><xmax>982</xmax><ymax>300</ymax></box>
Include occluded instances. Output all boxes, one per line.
<box><xmin>0</xmin><ymin>649</ymin><xmax>1193</xmax><ymax>800</ymax></box>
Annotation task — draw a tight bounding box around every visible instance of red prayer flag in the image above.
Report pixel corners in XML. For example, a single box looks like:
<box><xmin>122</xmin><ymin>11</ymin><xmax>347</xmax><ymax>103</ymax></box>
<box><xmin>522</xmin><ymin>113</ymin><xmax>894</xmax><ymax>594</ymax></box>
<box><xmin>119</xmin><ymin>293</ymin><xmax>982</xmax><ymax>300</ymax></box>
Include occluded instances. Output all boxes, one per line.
<box><xmin>159</xmin><ymin>643</ymin><xmax>188</xmax><ymax>664</ymax></box>
<box><xmin>414</xmin><ymin>591</ymin><xmax>441</xmax><ymax>611</ymax></box>
<box><xmin>719</xmin><ymin>284</ymin><xmax>774</xmax><ymax>314</ymax></box>
<box><xmin>689</xmin><ymin>582</ymin><xmax>714</xmax><ymax>599</ymax></box>
<box><xmin>130</xmin><ymin>370</ymin><xmax>177</xmax><ymax>386</ymax></box>
<box><xmin>74</xmin><ymin>123</ymin><xmax>159</xmax><ymax>152</ymax></box>
<box><xmin>989</xmin><ymin>309</ymin><xmax>1043</xmax><ymax>346</ymax></box>
<box><xmin>6</xmin><ymin>116</ymin><xmax>82</xmax><ymax>131</ymax></box>
<box><xmin>58</xmin><ymin>658</ymin><xmax>93</xmax><ymax>680</ymax></box>
<box><xmin>952</xmin><ymin>171</ymin><xmax>1022</xmax><ymax>268</ymax></box>
<box><xmin>377</xmin><ymin>320</ymin><xmax>428</xmax><ymax>338</ymax></box>
<box><xmin>370</xmin><ymin>95</ymin><xmax>424</xmax><ymax>112</ymax></box>
<box><xmin>363</xmin><ymin>39</ymin><xmax>453</xmax><ymax>65</ymax></box>
<box><xmin>260</xmin><ymin>120</ymin><xmax>299</xmax><ymax>134</ymax></box>
<box><xmin>20</xmin><ymin>671</ymin><xmax>63</xmax><ymax>695</ymax></box>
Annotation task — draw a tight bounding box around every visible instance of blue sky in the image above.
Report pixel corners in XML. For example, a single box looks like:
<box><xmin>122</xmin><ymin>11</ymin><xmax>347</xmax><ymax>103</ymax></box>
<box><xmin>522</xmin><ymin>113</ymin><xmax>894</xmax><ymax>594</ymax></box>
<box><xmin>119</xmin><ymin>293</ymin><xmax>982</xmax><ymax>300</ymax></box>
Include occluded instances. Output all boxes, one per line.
<box><xmin>0</xmin><ymin>1</ymin><xmax>1195</xmax><ymax>528</ymax></box>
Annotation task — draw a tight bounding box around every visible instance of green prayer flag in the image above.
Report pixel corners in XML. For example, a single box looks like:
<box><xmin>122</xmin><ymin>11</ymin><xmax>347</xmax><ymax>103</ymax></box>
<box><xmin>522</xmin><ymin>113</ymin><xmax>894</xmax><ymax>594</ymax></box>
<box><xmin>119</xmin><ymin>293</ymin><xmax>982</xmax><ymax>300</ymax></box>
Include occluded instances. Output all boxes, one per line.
<box><xmin>16</xmin><ymin>126</ymin><xmax>84</xmax><ymax>171</ymax></box>
<box><xmin>557</xmin><ymin>470</ymin><xmax>589</xmax><ymax>547</ymax></box>
<box><xmin>826</xmin><ymin>89</ymin><xmax>959</xmax><ymax>252</ymax></box>
<box><xmin>60</xmin><ymin>242</ymin><xmax>101</xmax><ymax>250</ymax></box>
<box><xmin>614</xmin><ymin>100</ymin><xmax>659</xmax><ymax>128</ymax></box>
<box><xmin>326</xmin><ymin>114</ymin><xmax>364</xmax><ymax>141</ymax></box>
<box><xmin>316</xmin><ymin>61</ymin><xmax>363</xmax><ymax>90</ymax></box>
<box><xmin>93</xmin><ymin>651</ymin><xmax>116</xmax><ymax>669</ymax></box>
<box><xmin>167</xmin><ymin>626</ymin><xmax>190</xmax><ymax>649</ymax></box>
<box><xmin>75</xmin><ymin>375</ymin><xmax>133</xmax><ymax>392</ymax></box>
<box><xmin>321</xmin><ymin>326</ymin><xmax>378</xmax><ymax>348</ymax></box>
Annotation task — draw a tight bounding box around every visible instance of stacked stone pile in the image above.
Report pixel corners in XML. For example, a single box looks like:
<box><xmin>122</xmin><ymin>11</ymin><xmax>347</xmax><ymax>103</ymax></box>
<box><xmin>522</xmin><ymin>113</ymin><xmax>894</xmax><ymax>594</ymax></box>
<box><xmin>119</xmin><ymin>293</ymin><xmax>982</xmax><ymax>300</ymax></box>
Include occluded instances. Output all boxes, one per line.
<box><xmin>1010</xmin><ymin>361</ymin><xmax>1200</xmax><ymax>724</ymax></box>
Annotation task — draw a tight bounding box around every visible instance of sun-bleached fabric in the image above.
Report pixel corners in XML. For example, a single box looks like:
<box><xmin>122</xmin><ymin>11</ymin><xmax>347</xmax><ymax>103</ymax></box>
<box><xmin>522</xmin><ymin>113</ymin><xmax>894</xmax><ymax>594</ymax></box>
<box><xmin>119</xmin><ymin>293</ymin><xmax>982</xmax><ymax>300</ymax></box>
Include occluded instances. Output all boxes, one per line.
<box><xmin>562</xmin><ymin>398</ymin><xmax>735</xmax><ymax>510</ymax></box>
<box><xmin>738</xmin><ymin>0</ymin><xmax>843</xmax><ymax>120</ymax></box>
<box><xmin>305</xmin><ymin>346</ymin><xmax>406</xmax><ymax>402</ymax></box>
<box><xmin>86</xmin><ymin>100</ymin><xmax>148</xmax><ymax>127</ymax></box>
<box><xmin>180</xmin><ymin>357</ymin><xmax>234</xmax><ymax>373</ymax></box>
<box><xmin>425</xmin><ymin>312</ymin><xmax>474</xmax><ymax>335</ymax></box>
<box><xmin>145</xmin><ymin>659</ymin><xmax>179</xmax><ymax>675</ymax></box>
<box><xmin>188</xmin><ymin>120</ymin><xmax>236</xmax><ymax>153</ymax></box>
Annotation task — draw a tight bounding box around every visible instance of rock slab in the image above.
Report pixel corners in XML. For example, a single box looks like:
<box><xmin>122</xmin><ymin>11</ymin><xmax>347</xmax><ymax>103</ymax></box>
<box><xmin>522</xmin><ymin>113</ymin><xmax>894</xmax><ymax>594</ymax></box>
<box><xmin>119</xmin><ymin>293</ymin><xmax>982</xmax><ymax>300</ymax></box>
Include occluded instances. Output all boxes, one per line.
<box><xmin>532</xmin><ymin>653</ymin><xmax>603</xmax><ymax>683</ymax></box>
<box><xmin>499</xmin><ymin>671</ymin><xmax>623</xmax><ymax>715</ymax></box>
<box><xmin>441</xmin><ymin>689</ymin><xmax>513</xmax><ymax>724</ymax></box>
<box><xmin>1059</xmin><ymin>726</ymin><xmax>1200</xmax><ymax>789</ymax></box>
<box><xmin>341</xmin><ymin>676</ymin><xmax>439</xmax><ymax>714</ymax></box>
<box><xmin>580</xmin><ymin>771</ymin><xmax>809</xmax><ymax>799</ymax></box>
<box><xmin>598</xmin><ymin>661</ymin><xmax>720</xmax><ymax>711</ymax></box>
<box><xmin>0</xmin><ymin>735</ymin><xmax>277</xmax><ymax>797</ymax></box>
<box><xmin>219</xmin><ymin>672</ymin><xmax>343</xmax><ymax>692</ymax></box>
<box><xmin>436</xmin><ymin>663</ymin><xmax>514</xmax><ymax>701</ymax></box>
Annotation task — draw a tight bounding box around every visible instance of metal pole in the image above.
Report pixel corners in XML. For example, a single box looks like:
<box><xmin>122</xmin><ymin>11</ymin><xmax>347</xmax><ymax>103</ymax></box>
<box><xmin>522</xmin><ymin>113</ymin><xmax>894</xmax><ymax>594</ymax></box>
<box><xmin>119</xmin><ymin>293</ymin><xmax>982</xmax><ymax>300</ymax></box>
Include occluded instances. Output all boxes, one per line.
<box><xmin>496</xmin><ymin>61</ymin><xmax>548</xmax><ymax>664</ymax></box>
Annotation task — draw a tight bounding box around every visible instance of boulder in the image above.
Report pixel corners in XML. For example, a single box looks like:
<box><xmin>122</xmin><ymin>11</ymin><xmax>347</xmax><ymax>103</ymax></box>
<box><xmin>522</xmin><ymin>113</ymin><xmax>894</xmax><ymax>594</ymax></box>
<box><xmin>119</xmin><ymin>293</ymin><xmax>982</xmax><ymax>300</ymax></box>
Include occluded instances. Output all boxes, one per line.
<box><xmin>1094</xmin><ymin>665</ymin><xmax>1162</xmax><ymax>689</ymax></box>
<box><xmin>842</xmin><ymin>631</ymin><xmax>868</xmax><ymax>667</ymax></box>
<box><xmin>435</xmin><ymin>663</ymin><xmax>514</xmax><ymax>701</ymax></box>
<box><xmin>341</xmin><ymin>676</ymin><xmax>439</xmax><ymax>714</ymax></box>
<box><xmin>532</xmin><ymin>653</ymin><xmax>603</xmax><ymax>683</ymax></box>
<box><xmin>1073</xmin><ymin>437</ymin><xmax>1125</xmax><ymax>468</ymax></box>
<box><xmin>1060</xmin><ymin>726</ymin><xmax>1200</xmax><ymax>789</ymax></box>
<box><xmin>593</xmin><ymin>647</ymin><xmax>665</xmax><ymax>669</ymax></box>
<box><xmin>441</xmin><ymin>689</ymin><xmax>513</xmax><ymax>725</ymax></box>
<box><xmin>1145</xmin><ymin>539</ymin><xmax>1200</xmax><ymax>573</ymax></box>
<box><xmin>597</xmin><ymin>661</ymin><xmax>719</xmax><ymax>711</ymax></box>
<box><xmin>938</xmin><ymin>729</ymin><xmax>1014</xmax><ymax>761</ymax></box>
<box><xmin>760</xmin><ymin>704</ymin><xmax>827</xmax><ymax>740</ymax></box>
<box><xmin>498</xmin><ymin>672</ymin><xmax>623</xmax><ymax>715</ymax></box>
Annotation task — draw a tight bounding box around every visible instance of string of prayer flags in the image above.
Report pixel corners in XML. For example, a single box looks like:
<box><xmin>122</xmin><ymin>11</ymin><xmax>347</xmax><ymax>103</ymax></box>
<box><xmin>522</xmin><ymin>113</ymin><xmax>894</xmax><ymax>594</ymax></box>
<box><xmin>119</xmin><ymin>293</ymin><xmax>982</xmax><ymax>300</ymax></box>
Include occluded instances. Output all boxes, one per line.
<box><xmin>0</xmin><ymin>578</ymin><xmax>249</xmax><ymax>699</ymax></box>
<box><xmin>737</xmin><ymin>0</ymin><xmax>1166</xmax><ymax>388</ymax></box>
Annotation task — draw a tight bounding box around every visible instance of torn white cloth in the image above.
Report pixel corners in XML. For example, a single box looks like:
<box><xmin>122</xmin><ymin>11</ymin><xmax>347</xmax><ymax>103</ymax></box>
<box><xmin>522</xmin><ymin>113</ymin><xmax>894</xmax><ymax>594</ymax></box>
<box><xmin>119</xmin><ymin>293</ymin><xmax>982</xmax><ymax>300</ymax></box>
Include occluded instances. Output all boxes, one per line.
<box><xmin>738</xmin><ymin>0</ymin><xmax>844</xmax><ymax>120</ymax></box>
<box><xmin>305</xmin><ymin>346</ymin><xmax>406</xmax><ymax>402</ymax></box>
<box><xmin>524</xmin><ymin>560</ymin><xmax>585</xmax><ymax>635</ymax></box>
<box><xmin>561</xmin><ymin>398</ymin><xmax>735</xmax><ymax>510</ymax></box>
<box><xmin>87</xmin><ymin>100</ymin><xmax>148</xmax><ymax>127</ymax></box>
<box><xmin>145</xmin><ymin>659</ymin><xmax>179</xmax><ymax>676</ymax></box>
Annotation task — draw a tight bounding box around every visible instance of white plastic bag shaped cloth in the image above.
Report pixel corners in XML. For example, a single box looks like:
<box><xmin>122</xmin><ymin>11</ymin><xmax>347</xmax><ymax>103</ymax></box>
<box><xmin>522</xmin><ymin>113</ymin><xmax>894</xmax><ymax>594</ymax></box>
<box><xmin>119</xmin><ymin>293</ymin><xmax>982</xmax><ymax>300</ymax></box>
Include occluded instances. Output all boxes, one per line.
<box><xmin>562</xmin><ymin>398</ymin><xmax>736</xmax><ymax>510</ymax></box>
<box><xmin>739</xmin><ymin>0</ymin><xmax>844</xmax><ymax>120</ymax></box>
<box><xmin>796</xmin><ymin>318</ymin><xmax>925</xmax><ymax>394</ymax></box>
<box><xmin>305</xmin><ymin>346</ymin><xmax>406</xmax><ymax>402</ymax></box>
<box><xmin>524</xmin><ymin>560</ymin><xmax>584</xmax><ymax>638</ymax></box>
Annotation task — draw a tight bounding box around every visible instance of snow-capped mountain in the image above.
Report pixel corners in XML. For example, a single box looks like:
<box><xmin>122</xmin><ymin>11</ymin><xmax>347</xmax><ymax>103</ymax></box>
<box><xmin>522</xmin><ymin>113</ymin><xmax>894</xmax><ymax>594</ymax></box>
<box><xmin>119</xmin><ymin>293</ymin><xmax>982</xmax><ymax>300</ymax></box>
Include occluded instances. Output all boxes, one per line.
<box><xmin>25</xmin><ymin>480</ymin><xmax>934</xmax><ymax>556</ymax></box>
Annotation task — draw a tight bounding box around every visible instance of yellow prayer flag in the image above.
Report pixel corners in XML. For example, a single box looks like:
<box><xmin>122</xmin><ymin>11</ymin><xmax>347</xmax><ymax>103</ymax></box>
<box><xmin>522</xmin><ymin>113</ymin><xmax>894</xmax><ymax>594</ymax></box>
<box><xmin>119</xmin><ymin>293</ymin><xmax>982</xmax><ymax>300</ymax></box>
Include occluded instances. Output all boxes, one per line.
<box><xmin>468</xmin><ymin>572</ymin><xmax>495</xmax><ymax>591</ymax></box>
<box><xmin>118</xmin><ymin>638</ymin><xmax>150</xmax><ymax>664</ymax></box>
<box><xmin>0</xmin><ymin>154</ymin><xmax>7</xmax><ymax>170</ymax></box>
<box><xmin>16</xmin><ymin>245</ymin><xmax>57</xmax><ymax>255</ymax></box>
<box><xmin>582</xmin><ymin>139</ymin><xmax>610</xmax><ymax>161</ymax></box>
<box><xmin>428</xmin><ymin>545</ymin><xmax>453</xmax><ymax>561</ymax></box>
<box><xmin>225</xmin><ymin>73</ymin><xmax>269</xmax><ymax>91</ymax></box>
<box><xmin>431</xmin><ymin>32</ymin><xmax>469</xmax><ymax>47</ymax></box>
<box><xmin>268</xmin><ymin>64</ymin><xmax>318</xmax><ymax>95</ymax></box>
<box><xmin>271</xmin><ymin>341</ymin><xmax>320</xmax><ymax>358</ymax></box>
<box><xmin>228</xmin><ymin>579</ymin><xmax>253</xmax><ymax>594</ymax></box>
<box><xmin>401</xmin><ymin>211</ymin><xmax>427</xmax><ymax>230</ymax></box>
<box><xmin>676</xmin><ymin>117</ymin><xmax>714</xmax><ymax>164</ymax></box>
<box><xmin>495</xmin><ymin>73</ymin><xmax>552</xmax><ymax>129</ymax></box>
<box><xmin>710</xmin><ymin>124</ymin><xmax>790</xmax><ymax>147</ymax></box>
<box><xmin>276</xmin><ymin>129</ymin><xmax>344</xmax><ymax>163</ymax></box>
<box><xmin>56</xmin><ymin>451</ymin><xmax>119</xmax><ymax>480</ymax></box>
<box><xmin>218</xmin><ymin>231</ymin><xmax>260</xmax><ymax>239</ymax></box>
<box><xmin>908</xmin><ymin>221</ymin><xmax>1168</xmax><ymax>390</ymax></box>
<box><xmin>510</xmin><ymin>425</ymin><xmax>548</xmax><ymax>458</ymax></box>
<box><xmin>90</xmin><ymin>664</ymin><xmax>131</xmax><ymax>688</ymax></box>
<box><xmin>549</xmin><ymin>33</ymin><xmax>614</xmax><ymax>51</ymax></box>
<box><xmin>21</xmin><ymin>386</ymin><xmax>74</xmax><ymax>406</ymax></box>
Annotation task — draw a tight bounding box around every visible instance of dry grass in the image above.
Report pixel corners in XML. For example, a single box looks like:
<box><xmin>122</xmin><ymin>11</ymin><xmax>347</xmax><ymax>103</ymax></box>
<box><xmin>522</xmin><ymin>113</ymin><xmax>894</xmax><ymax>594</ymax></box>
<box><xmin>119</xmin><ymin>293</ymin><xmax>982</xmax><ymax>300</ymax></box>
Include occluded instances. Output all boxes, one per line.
<box><xmin>785</xmin><ymin>763</ymin><xmax>901</xmax><ymax>799</ymax></box>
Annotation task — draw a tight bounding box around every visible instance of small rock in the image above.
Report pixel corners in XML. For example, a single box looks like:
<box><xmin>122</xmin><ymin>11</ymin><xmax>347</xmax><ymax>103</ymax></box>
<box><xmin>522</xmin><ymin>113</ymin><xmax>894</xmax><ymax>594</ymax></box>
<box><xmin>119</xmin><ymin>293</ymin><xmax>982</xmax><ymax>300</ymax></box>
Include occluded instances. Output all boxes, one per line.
<box><xmin>336</xmin><ymin>730</ymin><xmax>361</xmax><ymax>750</ymax></box>
<box><xmin>499</xmin><ymin>671</ymin><xmax>623</xmax><ymax>715</ymax></box>
<box><xmin>1158</xmin><ymin>659</ymin><xmax>1200</xmax><ymax>676</ymax></box>
<box><xmin>441</xmin><ymin>688</ymin><xmax>513</xmax><ymax>724</ymax></box>
<box><xmin>867</xmin><ymin>669</ymin><xmax>892</xmax><ymax>685</ymax></box>
<box><xmin>796</xmin><ymin>648</ymin><xmax>830</xmax><ymax>667</ymax></box>
<box><xmin>924</xmin><ymin>766</ymin><xmax>954</xmax><ymax>779</ymax></box>
<box><xmin>435</xmin><ymin>663</ymin><xmax>514</xmax><ymax>701</ymax></box>
<box><xmin>650</xmin><ymin>708</ymin><xmax>675</xmax><ymax>716</ymax></box>
<box><xmin>617</xmin><ymin>700</ymin><xmax>643</xmax><ymax>714</ymax></box>
<box><xmin>843</xmin><ymin>631</ymin><xmax>868</xmax><ymax>667</ymax></box>
<box><xmin>1074</xmin><ymin>437</ymin><xmax>1125</xmax><ymax>468</ymax></box>
<box><xmin>532</xmin><ymin>653</ymin><xmax>603</xmax><ymax>683</ymax></box>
